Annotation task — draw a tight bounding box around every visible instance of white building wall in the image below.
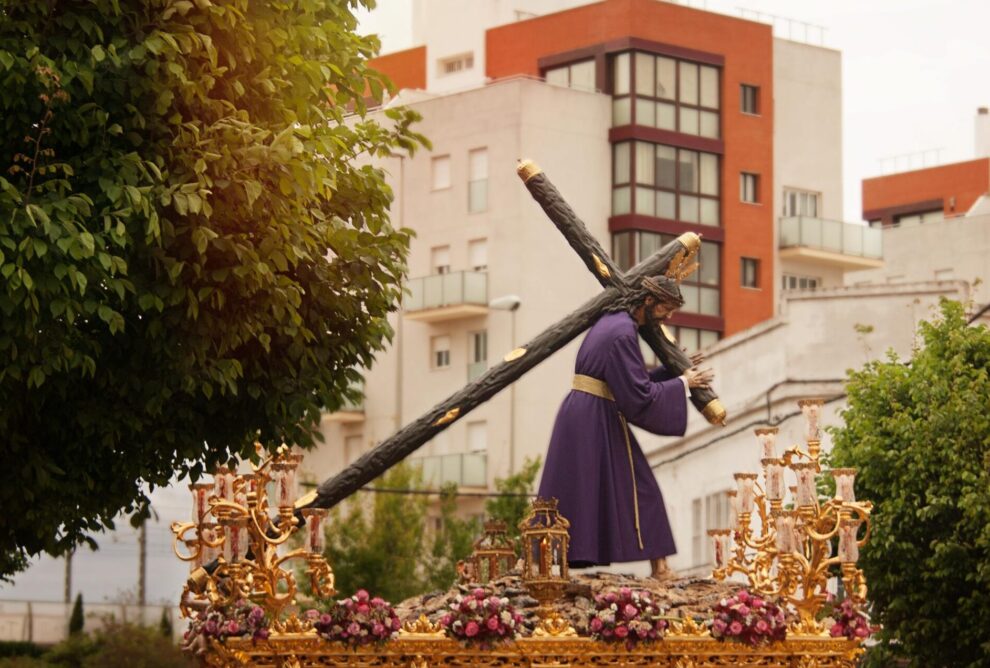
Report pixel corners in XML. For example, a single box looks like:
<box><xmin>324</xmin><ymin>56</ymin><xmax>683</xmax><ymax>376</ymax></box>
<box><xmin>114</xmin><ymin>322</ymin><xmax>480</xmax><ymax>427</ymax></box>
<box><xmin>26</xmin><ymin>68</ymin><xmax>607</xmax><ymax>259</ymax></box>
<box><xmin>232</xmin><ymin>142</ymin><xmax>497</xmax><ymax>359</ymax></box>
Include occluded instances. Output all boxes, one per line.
<box><xmin>772</xmin><ymin>38</ymin><xmax>845</xmax><ymax>293</ymax></box>
<box><xmin>411</xmin><ymin>0</ymin><xmax>590</xmax><ymax>93</ymax></box>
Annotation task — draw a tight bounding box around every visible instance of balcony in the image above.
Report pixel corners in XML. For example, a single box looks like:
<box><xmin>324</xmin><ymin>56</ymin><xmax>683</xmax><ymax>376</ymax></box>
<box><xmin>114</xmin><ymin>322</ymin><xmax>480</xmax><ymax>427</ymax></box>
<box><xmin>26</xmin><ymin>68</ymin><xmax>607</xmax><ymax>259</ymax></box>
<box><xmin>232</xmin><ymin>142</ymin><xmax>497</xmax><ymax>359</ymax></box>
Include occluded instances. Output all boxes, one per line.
<box><xmin>413</xmin><ymin>452</ymin><xmax>487</xmax><ymax>488</ymax></box>
<box><xmin>779</xmin><ymin>216</ymin><xmax>884</xmax><ymax>269</ymax></box>
<box><xmin>467</xmin><ymin>360</ymin><xmax>487</xmax><ymax>382</ymax></box>
<box><xmin>403</xmin><ymin>270</ymin><xmax>488</xmax><ymax>322</ymax></box>
<box><xmin>323</xmin><ymin>379</ymin><xmax>364</xmax><ymax>424</ymax></box>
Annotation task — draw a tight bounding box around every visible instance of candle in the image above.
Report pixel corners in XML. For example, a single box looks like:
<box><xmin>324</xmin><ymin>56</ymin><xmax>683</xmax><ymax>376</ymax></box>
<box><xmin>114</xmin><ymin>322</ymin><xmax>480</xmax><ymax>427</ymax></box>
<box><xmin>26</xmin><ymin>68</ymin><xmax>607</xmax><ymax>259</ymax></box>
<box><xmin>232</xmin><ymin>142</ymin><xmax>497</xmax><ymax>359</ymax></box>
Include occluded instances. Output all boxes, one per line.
<box><xmin>213</xmin><ymin>465</ymin><xmax>234</xmax><ymax>502</ymax></box>
<box><xmin>273</xmin><ymin>462</ymin><xmax>297</xmax><ymax>508</ymax></box>
<box><xmin>774</xmin><ymin>513</ymin><xmax>798</xmax><ymax>554</ymax></box>
<box><xmin>838</xmin><ymin>521</ymin><xmax>859</xmax><ymax>563</ymax></box>
<box><xmin>726</xmin><ymin>490</ymin><xmax>738</xmax><ymax>527</ymax></box>
<box><xmin>755</xmin><ymin>427</ymin><xmax>779</xmax><ymax>459</ymax></box>
<box><xmin>301</xmin><ymin>508</ymin><xmax>327</xmax><ymax>554</ymax></box>
<box><xmin>734</xmin><ymin>473</ymin><xmax>758</xmax><ymax>514</ymax></box>
<box><xmin>764</xmin><ymin>462</ymin><xmax>785</xmax><ymax>501</ymax></box>
<box><xmin>792</xmin><ymin>463</ymin><xmax>818</xmax><ymax>508</ymax></box>
<box><xmin>189</xmin><ymin>482</ymin><xmax>213</xmax><ymax>524</ymax></box>
<box><xmin>799</xmin><ymin>399</ymin><xmax>824</xmax><ymax>442</ymax></box>
<box><xmin>832</xmin><ymin>468</ymin><xmax>857</xmax><ymax>503</ymax></box>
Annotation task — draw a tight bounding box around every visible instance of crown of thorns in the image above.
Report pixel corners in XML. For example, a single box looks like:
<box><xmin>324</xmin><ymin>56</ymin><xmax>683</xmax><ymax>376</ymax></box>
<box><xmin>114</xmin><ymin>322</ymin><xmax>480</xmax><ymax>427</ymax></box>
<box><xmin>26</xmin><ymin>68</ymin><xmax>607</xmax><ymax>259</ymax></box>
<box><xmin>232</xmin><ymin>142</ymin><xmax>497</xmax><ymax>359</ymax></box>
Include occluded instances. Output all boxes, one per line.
<box><xmin>641</xmin><ymin>276</ymin><xmax>684</xmax><ymax>308</ymax></box>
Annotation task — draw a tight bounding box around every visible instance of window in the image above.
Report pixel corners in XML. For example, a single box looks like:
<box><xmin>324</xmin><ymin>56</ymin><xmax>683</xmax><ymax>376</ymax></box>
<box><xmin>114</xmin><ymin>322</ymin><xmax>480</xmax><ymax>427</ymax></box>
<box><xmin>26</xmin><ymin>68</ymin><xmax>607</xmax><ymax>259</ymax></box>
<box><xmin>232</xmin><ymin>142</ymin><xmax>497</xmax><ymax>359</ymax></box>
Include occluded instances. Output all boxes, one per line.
<box><xmin>741</xmin><ymin>257</ymin><xmax>759</xmax><ymax>288</ymax></box>
<box><xmin>740</xmin><ymin>172</ymin><xmax>759</xmax><ymax>203</ymax></box>
<box><xmin>468</xmin><ymin>238</ymin><xmax>488</xmax><ymax>271</ymax></box>
<box><xmin>438</xmin><ymin>52</ymin><xmax>473</xmax><ymax>76</ymax></box>
<box><xmin>467</xmin><ymin>330</ymin><xmax>487</xmax><ymax>381</ymax></box>
<box><xmin>612</xmin><ymin>141</ymin><xmax>720</xmax><ymax>225</ymax></box>
<box><xmin>431</xmin><ymin>335</ymin><xmax>451</xmax><ymax>369</ymax></box>
<box><xmin>468</xmin><ymin>148</ymin><xmax>488</xmax><ymax>213</ymax></box>
<box><xmin>467</xmin><ymin>421</ymin><xmax>487</xmax><ymax>453</ymax></box>
<box><xmin>344</xmin><ymin>434</ymin><xmax>362</xmax><ymax>465</ymax></box>
<box><xmin>740</xmin><ymin>84</ymin><xmax>759</xmax><ymax>115</ymax></box>
<box><xmin>611</xmin><ymin>51</ymin><xmax>720</xmax><ymax>138</ymax></box>
<box><xmin>544</xmin><ymin>59</ymin><xmax>596</xmax><ymax>92</ymax></box>
<box><xmin>612</xmin><ymin>231</ymin><xmax>720</xmax><ymax>316</ymax></box>
<box><xmin>431</xmin><ymin>245</ymin><xmax>450</xmax><ymax>274</ymax></box>
<box><xmin>782</xmin><ymin>274</ymin><xmax>820</xmax><ymax>290</ymax></box>
<box><xmin>783</xmin><ymin>188</ymin><xmax>820</xmax><ymax>217</ymax></box>
<box><xmin>692</xmin><ymin>491</ymin><xmax>731</xmax><ymax>566</ymax></box>
<box><xmin>431</xmin><ymin>155</ymin><xmax>451</xmax><ymax>190</ymax></box>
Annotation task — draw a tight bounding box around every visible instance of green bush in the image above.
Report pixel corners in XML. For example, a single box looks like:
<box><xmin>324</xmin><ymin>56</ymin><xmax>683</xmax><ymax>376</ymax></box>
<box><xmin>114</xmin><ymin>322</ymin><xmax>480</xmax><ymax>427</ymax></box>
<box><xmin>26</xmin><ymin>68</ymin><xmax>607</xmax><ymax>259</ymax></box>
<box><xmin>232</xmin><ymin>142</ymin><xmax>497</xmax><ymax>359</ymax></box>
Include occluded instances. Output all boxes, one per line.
<box><xmin>0</xmin><ymin>642</ymin><xmax>44</xmax><ymax>659</ymax></box>
<box><xmin>67</xmin><ymin>594</ymin><xmax>83</xmax><ymax>636</ymax></box>
<box><xmin>831</xmin><ymin>300</ymin><xmax>990</xmax><ymax>668</ymax></box>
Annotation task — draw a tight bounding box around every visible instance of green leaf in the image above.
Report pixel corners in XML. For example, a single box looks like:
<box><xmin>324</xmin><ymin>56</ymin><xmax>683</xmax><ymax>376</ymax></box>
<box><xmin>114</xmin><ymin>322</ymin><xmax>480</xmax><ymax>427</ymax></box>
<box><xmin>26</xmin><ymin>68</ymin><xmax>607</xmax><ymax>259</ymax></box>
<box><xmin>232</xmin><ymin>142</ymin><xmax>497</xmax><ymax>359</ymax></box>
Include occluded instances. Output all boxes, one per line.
<box><xmin>91</xmin><ymin>45</ymin><xmax>106</xmax><ymax>62</ymax></box>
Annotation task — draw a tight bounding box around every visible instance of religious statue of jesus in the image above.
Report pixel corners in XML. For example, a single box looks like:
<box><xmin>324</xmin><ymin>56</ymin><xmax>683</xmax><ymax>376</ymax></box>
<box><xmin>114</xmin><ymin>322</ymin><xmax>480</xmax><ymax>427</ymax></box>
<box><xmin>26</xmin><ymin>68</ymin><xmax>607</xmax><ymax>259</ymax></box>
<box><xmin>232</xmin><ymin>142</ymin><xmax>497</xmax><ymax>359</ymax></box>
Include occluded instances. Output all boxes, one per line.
<box><xmin>537</xmin><ymin>274</ymin><xmax>714</xmax><ymax>579</ymax></box>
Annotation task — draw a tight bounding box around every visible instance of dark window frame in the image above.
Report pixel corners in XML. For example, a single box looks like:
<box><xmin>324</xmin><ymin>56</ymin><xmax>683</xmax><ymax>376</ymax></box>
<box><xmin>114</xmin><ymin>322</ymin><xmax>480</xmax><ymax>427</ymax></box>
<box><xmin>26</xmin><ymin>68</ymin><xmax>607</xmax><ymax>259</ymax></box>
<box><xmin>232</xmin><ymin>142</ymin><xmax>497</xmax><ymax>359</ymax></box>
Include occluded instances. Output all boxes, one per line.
<box><xmin>740</xmin><ymin>172</ymin><xmax>760</xmax><ymax>204</ymax></box>
<box><xmin>741</xmin><ymin>257</ymin><xmax>760</xmax><ymax>288</ymax></box>
<box><xmin>740</xmin><ymin>83</ymin><xmax>760</xmax><ymax>115</ymax></box>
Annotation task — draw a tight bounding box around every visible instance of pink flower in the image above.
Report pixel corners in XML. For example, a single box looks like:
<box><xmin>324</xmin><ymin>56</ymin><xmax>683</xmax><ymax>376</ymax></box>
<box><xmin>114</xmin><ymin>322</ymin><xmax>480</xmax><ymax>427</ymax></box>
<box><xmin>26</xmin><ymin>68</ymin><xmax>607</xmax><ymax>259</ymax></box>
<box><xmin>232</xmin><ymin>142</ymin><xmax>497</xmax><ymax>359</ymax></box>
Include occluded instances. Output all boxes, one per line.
<box><xmin>356</xmin><ymin>603</ymin><xmax>370</xmax><ymax>614</ymax></box>
<box><xmin>729</xmin><ymin>621</ymin><xmax>743</xmax><ymax>635</ymax></box>
<box><xmin>712</xmin><ymin>619</ymin><xmax>727</xmax><ymax>634</ymax></box>
<box><xmin>737</xmin><ymin>590</ymin><xmax>750</xmax><ymax>604</ymax></box>
<box><xmin>486</xmin><ymin>616</ymin><xmax>499</xmax><ymax>631</ymax></box>
<box><xmin>372</xmin><ymin>597</ymin><xmax>384</xmax><ymax>606</ymax></box>
<box><xmin>372</xmin><ymin>622</ymin><xmax>385</xmax><ymax>636</ymax></box>
<box><xmin>623</xmin><ymin>604</ymin><xmax>638</xmax><ymax>620</ymax></box>
<box><xmin>830</xmin><ymin>623</ymin><xmax>845</xmax><ymax>638</ymax></box>
<box><xmin>255</xmin><ymin>628</ymin><xmax>269</xmax><ymax>641</ymax></box>
<box><xmin>305</xmin><ymin>609</ymin><xmax>319</xmax><ymax>620</ymax></box>
<box><xmin>755</xmin><ymin>620</ymin><xmax>769</xmax><ymax>633</ymax></box>
<box><xmin>614</xmin><ymin>625</ymin><xmax>629</xmax><ymax>638</ymax></box>
<box><xmin>590</xmin><ymin>617</ymin><xmax>603</xmax><ymax>632</ymax></box>
<box><xmin>391</xmin><ymin>617</ymin><xmax>402</xmax><ymax>631</ymax></box>
<box><xmin>605</xmin><ymin>593</ymin><xmax>617</xmax><ymax>604</ymax></box>
<box><xmin>855</xmin><ymin>625</ymin><xmax>870</xmax><ymax>639</ymax></box>
<box><xmin>355</xmin><ymin>590</ymin><xmax>370</xmax><ymax>602</ymax></box>
<box><xmin>347</xmin><ymin>622</ymin><xmax>360</xmax><ymax>636</ymax></box>
<box><xmin>319</xmin><ymin>613</ymin><xmax>332</xmax><ymax>625</ymax></box>
<box><xmin>465</xmin><ymin>621</ymin><xmax>480</xmax><ymax>637</ymax></box>
<box><xmin>737</xmin><ymin>604</ymin><xmax>750</xmax><ymax>616</ymax></box>
<box><xmin>619</xmin><ymin>587</ymin><xmax>632</xmax><ymax>597</ymax></box>
<box><xmin>473</xmin><ymin>588</ymin><xmax>486</xmax><ymax>598</ymax></box>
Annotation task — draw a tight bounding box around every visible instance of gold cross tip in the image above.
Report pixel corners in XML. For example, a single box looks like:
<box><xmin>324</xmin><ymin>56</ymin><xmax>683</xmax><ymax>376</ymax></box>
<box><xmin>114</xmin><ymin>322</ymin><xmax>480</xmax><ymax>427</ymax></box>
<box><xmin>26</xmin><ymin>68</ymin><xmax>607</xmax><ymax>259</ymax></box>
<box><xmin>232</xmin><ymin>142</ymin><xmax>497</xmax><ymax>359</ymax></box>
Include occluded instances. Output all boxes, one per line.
<box><xmin>516</xmin><ymin>159</ymin><xmax>542</xmax><ymax>182</ymax></box>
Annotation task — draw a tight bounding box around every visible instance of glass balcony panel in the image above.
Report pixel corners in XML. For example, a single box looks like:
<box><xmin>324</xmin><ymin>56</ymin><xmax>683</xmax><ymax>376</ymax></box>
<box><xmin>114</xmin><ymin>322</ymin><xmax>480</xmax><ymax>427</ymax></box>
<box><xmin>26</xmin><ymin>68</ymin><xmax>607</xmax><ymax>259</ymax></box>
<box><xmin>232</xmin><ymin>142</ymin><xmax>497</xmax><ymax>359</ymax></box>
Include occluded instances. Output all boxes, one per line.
<box><xmin>419</xmin><ymin>457</ymin><xmax>440</xmax><ymax>486</ymax></box>
<box><xmin>800</xmin><ymin>216</ymin><xmax>823</xmax><ymax>248</ymax></box>
<box><xmin>423</xmin><ymin>274</ymin><xmax>443</xmax><ymax>308</ymax></box>
<box><xmin>441</xmin><ymin>454</ymin><xmax>461</xmax><ymax>485</ymax></box>
<box><xmin>843</xmin><ymin>224</ymin><xmax>864</xmax><ymax>256</ymax></box>
<box><xmin>780</xmin><ymin>216</ymin><xmax>800</xmax><ymax>247</ymax></box>
<box><xmin>821</xmin><ymin>218</ymin><xmax>842</xmax><ymax>253</ymax></box>
<box><xmin>404</xmin><ymin>271</ymin><xmax>488</xmax><ymax>312</ymax></box>
<box><xmin>467</xmin><ymin>361</ymin><xmax>487</xmax><ymax>382</ymax></box>
<box><xmin>462</xmin><ymin>453</ymin><xmax>487</xmax><ymax>487</ymax></box>
<box><xmin>442</xmin><ymin>272</ymin><xmax>463</xmax><ymax>304</ymax></box>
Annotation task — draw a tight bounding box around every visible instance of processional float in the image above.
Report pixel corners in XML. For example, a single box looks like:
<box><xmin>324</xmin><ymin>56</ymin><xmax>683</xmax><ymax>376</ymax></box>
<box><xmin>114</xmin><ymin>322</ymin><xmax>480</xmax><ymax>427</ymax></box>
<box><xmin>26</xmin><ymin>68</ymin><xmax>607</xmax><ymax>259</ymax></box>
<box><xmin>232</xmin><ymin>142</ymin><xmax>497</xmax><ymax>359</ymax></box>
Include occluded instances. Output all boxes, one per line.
<box><xmin>173</xmin><ymin>163</ymin><xmax>872</xmax><ymax>667</ymax></box>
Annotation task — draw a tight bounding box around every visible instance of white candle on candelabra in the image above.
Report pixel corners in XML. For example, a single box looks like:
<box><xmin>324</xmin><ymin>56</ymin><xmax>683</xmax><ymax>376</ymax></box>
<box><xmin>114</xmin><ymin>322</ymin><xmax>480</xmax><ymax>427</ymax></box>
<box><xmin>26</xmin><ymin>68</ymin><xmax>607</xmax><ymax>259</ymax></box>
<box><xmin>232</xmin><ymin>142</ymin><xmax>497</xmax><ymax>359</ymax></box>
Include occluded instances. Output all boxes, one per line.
<box><xmin>838</xmin><ymin>521</ymin><xmax>859</xmax><ymax>563</ymax></box>
<box><xmin>726</xmin><ymin>490</ymin><xmax>738</xmax><ymax>527</ymax></box>
<box><xmin>799</xmin><ymin>399</ymin><xmax>824</xmax><ymax>441</ymax></box>
<box><xmin>793</xmin><ymin>463</ymin><xmax>817</xmax><ymax>507</ymax></box>
<box><xmin>190</xmin><ymin>482</ymin><xmax>212</xmax><ymax>524</ymax></box>
<box><xmin>765</xmin><ymin>463</ymin><xmax>785</xmax><ymax>501</ymax></box>
<box><xmin>774</xmin><ymin>514</ymin><xmax>797</xmax><ymax>554</ymax></box>
<box><xmin>832</xmin><ymin>468</ymin><xmax>857</xmax><ymax>503</ymax></box>
<box><xmin>734</xmin><ymin>473</ymin><xmax>758</xmax><ymax>514</ymax></box>
<box><xmin>301</xmin><ymin>509</ymin><xmax>327</xmax><ymax>554</ymax></box>
<box><xmin>755</xmin><ymin>427</ymin><xmax>778</xmax><ymax>459</ymax></box>
<box><xmin>214</xmin><ymin>465</ymin><xmax>233</xmax><ymax>502</ymax></box>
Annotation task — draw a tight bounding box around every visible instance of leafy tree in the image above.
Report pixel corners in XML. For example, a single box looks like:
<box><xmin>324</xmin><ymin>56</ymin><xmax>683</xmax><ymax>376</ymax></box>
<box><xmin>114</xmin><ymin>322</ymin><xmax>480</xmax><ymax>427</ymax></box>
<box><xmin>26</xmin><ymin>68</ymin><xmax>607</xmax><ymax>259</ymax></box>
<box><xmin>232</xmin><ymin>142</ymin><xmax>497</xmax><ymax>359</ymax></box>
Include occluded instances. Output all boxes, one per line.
<box><xmin>831</xmin><ymin>300</ymin><xmax>990</xmax><ymax>668</ymax></box>
<box><xmin>0</xmin><ymin>0</ymin><xmax>426</xmax><ymax>576</ymax></box>
<box><xmin>323</xmin><ymin>462</ymin><xmax>428</xmax><ymax>603</ymax></box>
<box><xmin>67</xmin><ymin>594</ymin><xmax>84</xmax><ymax>636</ymax></box>
<box><xmin>485</xmin><ymin>457</ymin><xmax>541</xmax><ymax>542</ymax></box>
<box><xmin>422</xmin><ymin>483</ymin><xmax>480</xmax><ymax>592</ymax></box>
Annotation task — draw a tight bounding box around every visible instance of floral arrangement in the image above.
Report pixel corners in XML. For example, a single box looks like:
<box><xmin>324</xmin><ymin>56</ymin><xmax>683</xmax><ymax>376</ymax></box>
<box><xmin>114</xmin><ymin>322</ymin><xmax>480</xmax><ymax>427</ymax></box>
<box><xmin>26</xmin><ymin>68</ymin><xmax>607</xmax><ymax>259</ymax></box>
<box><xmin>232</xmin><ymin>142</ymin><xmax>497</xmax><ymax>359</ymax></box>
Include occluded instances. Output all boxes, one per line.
<box><xmin>588</xmin><ymin>587</ymin><xmax>667</xmax><ymax>647</ymax></box>
<box><xmin>307</xmin><ymin>589</ymin><xmax>401</xmax><ymax>646</ymax></box>
<box><xmin>828</xmin><ymin>598</ymin><xmax>875</xmax><ymax>640</ymax></box>
<box><xmin>440</xmin><ymin>587</ymin><xmax>523</xmax><ymax>647</ymax></box>
<box><xmin>186</xmin><ymin>599</ymin><xmax>270</xmax><ymax>644</ymax></box>
<box><xmin>709</xmin><ymin>590</ymin><xmax>787</xmax><ymax>646</ymax></box>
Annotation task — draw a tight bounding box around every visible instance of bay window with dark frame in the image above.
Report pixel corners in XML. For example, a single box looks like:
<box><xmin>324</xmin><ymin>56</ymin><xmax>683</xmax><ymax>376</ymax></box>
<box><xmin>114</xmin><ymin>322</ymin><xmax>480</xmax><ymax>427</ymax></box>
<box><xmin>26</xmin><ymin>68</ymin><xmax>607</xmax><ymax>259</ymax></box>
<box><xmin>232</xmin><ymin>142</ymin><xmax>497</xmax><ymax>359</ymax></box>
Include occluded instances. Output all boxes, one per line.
<box><xmin>610</xmin><ymin>50</ymin><xmax>720</xmax><ymax>138</ymax></box>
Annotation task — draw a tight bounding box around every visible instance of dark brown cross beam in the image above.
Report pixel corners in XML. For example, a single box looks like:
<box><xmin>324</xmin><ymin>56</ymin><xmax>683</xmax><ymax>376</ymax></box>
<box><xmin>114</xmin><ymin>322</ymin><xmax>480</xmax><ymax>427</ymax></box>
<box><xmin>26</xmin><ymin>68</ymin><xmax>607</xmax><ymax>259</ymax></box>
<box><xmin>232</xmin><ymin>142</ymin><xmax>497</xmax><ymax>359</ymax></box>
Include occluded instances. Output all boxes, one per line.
<box><xmin>516</xmin><ymin>159</ymin><xmax>726</xmax><ymax>423</ymax></box>
<box><xmin>308</xmin><ymin>166</ymin><xmax>725</xmax><ymax>511</ymax></box>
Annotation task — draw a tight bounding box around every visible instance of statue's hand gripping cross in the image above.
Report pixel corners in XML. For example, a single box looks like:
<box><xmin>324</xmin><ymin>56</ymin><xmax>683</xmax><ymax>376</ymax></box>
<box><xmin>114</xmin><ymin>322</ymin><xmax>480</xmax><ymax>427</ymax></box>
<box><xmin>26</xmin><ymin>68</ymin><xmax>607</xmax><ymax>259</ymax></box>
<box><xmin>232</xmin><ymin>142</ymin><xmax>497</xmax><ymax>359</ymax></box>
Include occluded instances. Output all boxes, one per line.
<box><xmin>307</xmin><ymin>162</ymin><xmax>725</xmax><ymax>512</ymax></box>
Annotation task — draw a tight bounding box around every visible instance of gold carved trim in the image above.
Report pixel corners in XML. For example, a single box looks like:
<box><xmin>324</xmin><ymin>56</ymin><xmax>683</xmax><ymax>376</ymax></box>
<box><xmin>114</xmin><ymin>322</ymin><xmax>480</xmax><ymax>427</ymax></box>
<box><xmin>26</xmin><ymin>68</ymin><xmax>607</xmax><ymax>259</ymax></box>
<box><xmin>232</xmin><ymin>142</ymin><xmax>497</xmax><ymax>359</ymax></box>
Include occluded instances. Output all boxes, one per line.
<box><xmin>591</xmin><ymin>254</ymin><xmax>611</xmax><ymax>279</ymax></box>
<box><xmin>399</xmin><ymin>615</ymin><xmax>445</xmax><ymax>638</ymax></box>
<box><xmin>504</xmin><ymin>347</ymin><xmax>528</xmax><ymax>362</ymax></box>
<box><xmin>432</xmin><ymin>408</ymin><xmax>460</xmax><ymax>426</ymax></box>
<box><xmin>676</xmin><ymin>231</ymin><xmax>701</xmax><ymax>253</ymax></box>
<box><xmin>516</xmin><ymin>159</ymin><xmax>542</xmax><ymax>183</ymax></box>
<box><xmin>702</xmin><ymin>399</ymin><xmax>727</xmax><ymax>426</ymax></box>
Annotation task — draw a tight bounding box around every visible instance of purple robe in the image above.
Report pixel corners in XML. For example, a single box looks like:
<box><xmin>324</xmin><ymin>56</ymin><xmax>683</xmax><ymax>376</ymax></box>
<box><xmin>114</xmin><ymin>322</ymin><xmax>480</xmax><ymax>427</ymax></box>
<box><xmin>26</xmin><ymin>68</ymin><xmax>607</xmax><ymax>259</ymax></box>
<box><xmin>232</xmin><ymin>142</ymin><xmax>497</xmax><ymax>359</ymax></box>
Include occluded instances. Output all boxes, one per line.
<box><xmin>537</xmin><ymin>311</ymin><xmax>686</xmax><ymax>567</ymax></box>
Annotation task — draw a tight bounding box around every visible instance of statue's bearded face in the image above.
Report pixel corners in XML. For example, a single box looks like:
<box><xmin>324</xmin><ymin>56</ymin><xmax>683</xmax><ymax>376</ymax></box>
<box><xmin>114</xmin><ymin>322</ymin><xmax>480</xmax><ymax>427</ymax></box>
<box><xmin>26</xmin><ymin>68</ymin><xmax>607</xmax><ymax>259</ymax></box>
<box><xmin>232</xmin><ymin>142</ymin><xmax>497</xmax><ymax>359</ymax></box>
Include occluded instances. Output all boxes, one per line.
<box><xmin>645</xmin><ymin>296</ymin><xmax>676</xmax><ymax>322</ymax></box>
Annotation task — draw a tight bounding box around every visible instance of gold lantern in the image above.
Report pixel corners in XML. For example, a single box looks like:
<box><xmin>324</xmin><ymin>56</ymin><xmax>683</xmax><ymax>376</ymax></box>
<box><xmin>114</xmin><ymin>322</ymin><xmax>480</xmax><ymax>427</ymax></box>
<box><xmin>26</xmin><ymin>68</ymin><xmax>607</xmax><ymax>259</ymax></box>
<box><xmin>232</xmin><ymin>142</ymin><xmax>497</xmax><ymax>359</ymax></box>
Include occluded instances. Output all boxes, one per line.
<box><xmin>518</xmin><ymin>497</ymin><xmax>575</xmax><ymax>637</ymax></box>
<box><xmin>469</xmin><ymin>520</ymin><xmax>517</xmax><ymax>583</ymax></box>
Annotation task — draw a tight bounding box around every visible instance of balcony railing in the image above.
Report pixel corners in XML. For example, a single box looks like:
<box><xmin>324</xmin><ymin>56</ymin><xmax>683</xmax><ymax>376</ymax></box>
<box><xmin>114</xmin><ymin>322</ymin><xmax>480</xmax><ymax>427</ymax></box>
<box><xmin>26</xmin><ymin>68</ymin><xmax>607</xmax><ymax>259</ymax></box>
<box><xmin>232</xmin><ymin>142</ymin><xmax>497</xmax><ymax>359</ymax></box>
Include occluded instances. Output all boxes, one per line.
<box><xmin>779</xmin><ymin>216</ymin><xmax>882</xmax><ymax>259</ymax></box>
<box><xmin>413</xmin><ymin>452</ymin><xmax>487</xmax><ymax>488</ymax></box>
<box><xmin>403</xmin><ymin>271</ymin><xmax>488</xmax><ymax>321</ymax></box>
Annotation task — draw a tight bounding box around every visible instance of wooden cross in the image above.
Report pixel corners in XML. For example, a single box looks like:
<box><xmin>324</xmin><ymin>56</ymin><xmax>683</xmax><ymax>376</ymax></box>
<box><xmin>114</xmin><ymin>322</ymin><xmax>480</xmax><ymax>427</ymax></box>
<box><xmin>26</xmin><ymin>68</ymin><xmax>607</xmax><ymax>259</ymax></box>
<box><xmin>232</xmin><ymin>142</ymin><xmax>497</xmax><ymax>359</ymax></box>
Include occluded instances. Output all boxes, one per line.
<box><xmin>308</xmin><ymin>162</ymin><xmax>725</xmax><ymax>511</ymax></box>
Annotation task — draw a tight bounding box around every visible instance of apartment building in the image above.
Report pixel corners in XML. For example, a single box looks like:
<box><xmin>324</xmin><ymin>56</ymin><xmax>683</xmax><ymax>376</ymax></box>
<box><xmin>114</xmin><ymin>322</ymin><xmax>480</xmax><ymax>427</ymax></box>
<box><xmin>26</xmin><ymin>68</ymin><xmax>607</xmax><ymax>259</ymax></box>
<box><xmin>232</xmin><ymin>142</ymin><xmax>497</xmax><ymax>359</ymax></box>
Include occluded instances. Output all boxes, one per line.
<box><xmin>305</xmin><ymin>0</ymin><xmax>886</xmax><ymax>558</ymax></box>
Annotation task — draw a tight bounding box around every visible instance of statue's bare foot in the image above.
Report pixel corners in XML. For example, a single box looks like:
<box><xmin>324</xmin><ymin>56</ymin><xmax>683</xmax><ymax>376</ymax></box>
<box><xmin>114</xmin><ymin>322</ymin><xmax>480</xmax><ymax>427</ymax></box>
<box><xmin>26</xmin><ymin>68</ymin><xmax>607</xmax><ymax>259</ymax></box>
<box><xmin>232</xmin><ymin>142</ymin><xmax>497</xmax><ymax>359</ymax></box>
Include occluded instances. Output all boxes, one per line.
<box><xmin>649</xmin><ymin>557</ymin><xmax>673</xmax><ymax>581</ymax></box>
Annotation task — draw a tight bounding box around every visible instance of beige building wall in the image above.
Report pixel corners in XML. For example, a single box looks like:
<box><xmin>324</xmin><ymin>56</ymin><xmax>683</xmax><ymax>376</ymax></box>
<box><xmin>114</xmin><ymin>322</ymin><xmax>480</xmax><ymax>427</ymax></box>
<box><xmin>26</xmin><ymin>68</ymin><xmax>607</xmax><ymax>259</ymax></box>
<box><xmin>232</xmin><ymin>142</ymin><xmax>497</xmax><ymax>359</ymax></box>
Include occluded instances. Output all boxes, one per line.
<box><xmin>772</xmin><ymin>38</ymin><xmax>848</xmax><ymax>294</ymax></box>
<box><xmin>305</xmin><ymin>79</ymin><xmax>613</xmax><ymax>511</ymax></box>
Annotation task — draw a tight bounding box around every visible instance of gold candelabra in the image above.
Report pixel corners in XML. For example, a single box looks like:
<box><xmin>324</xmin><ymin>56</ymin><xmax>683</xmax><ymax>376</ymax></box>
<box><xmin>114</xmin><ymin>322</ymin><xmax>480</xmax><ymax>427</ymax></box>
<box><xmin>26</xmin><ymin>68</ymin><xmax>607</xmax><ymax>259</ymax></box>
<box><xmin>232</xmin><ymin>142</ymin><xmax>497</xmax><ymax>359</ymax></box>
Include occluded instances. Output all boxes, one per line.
<box><xmin>171</xmin><ymin>444</ymin><xmax>336</xmax><ymax>632</ymax></box>
<box><xmin>459</xmin><ymin>520</ymin><xmax>517</xmax><ymax>584</ymax></box>
<box><xmin>709</xmin><ymin>399</ymin><xmax>872</xmax><ymax>635</ymax></box>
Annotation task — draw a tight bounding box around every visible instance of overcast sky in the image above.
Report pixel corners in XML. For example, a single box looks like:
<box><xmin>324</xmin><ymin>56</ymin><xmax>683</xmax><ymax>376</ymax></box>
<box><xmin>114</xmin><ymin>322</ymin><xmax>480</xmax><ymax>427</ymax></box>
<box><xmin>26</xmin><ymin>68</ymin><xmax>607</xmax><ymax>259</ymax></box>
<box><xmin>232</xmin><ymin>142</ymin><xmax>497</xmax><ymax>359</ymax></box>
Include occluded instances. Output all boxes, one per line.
<box><xmin>3</xmin><ymin>0</ymin><xmax>988</xmax><ymax>608</ymax></box>
<box><xmin>356</xmin><ymin>0</ymin><xmax>990</xmax><ymax>223</ymax></box>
